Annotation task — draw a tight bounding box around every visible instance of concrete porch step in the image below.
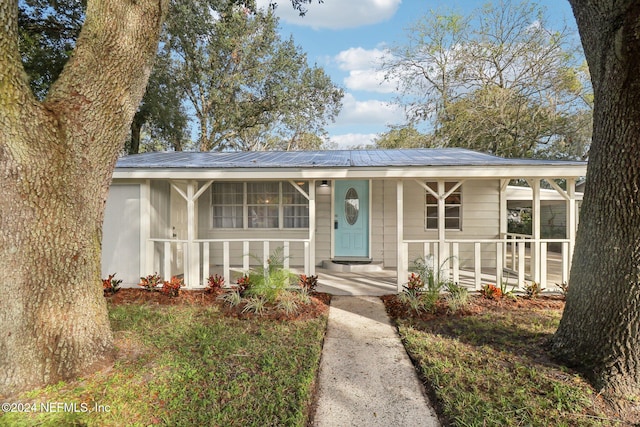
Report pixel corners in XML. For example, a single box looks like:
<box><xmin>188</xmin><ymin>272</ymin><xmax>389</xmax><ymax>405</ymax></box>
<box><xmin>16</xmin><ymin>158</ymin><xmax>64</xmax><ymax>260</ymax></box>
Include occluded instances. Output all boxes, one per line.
<box><xmin>321</xmin><ymin>260</ymin><xmax>384</xmax><ymax>273</ymax></box>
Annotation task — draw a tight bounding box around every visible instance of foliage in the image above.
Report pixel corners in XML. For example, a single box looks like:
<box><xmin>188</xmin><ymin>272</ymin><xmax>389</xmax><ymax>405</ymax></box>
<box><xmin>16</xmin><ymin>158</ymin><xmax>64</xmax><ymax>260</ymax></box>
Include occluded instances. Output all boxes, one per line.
<box><xmin>138</xmin><ymin>273</ymin><xmax>163</xmax><ymax>291</ymax></box>
<box><xmin>242</xmin><ymin>297</ymin><xmax>268</xmax><ymax>315</ymax></box>
<box><xmin>206</xmin><ymin>274</ymin><xmax>225</xmax><ymax>294</ymax></box>
<box><xmin>276</xmin><ymin>292</ymin><xmax>301</xmax><ymax>315</ymax></box>
<box><xmin>161</xmin><ymin>276</ymin><xmax>185</xmax><ymax>298</ymax></box>
<box><xmin>373</xmin><ymin>124</ymin><xmax>433</xmax><ymax>149</ymax></box>
<box><xmin>166</xmin><ymin>3</ymin><xmax>343</xmax><ymax>152</ymax></box>
<box><xmin>400</xmin><ymin>272</ymin><xmax>440</xmax><ymax>314</ymax></box>
<box><xmin>557</xmin><ymin>281</ymin><xmax>569</xmax><ymax>299</ymax></box>
<box><xmin>404</xmin><ymin>272</ymin><xmax>424</xmax><ymax>297</ymax></box>
<box><xmin>102</xmin><ymin>273</ymin><xmax>122</xmax><ymax>296</ymax></box>
<box><xmin>234</xmin><ymin>274</ymin><xmax>252</xmax><ymax>296</ymax></box>
<box><xmin>17</xmin><ymin>0</ymin><xmax>84</xmax><ymax>100</ymax></box>
<box><xmin>17</xmin><ymin>0</ymin><xmax>341</xmax><ymax>154</ymax></box>
<box><xmin>499</xmin><ymin>277</ymin><xmax>517</xmax><ymax>300</ymax></box>
<box><xmin>444</xmin><ymin>282</ymin><xmax>470</xmax><ymax>313</ymax></box>
<box><xmin>244</xmin><ymin>248</ymin><xmax>295</xmax><ymax>303</ymax></box>
<box><xmin>481</xmin><ymin>284</ymin><xmax>502</xmax><ymax>300</ymax></box>
<box><xmin>410</xmin><ymin>256</ymin><xmax>451</xmax><ymax>293</ymax></box>
<box><xmin>382</xmin><ymin>0</ymin><xmax>592</xmax><ymax>159</ymax></box>
<box><xmin>297</xmin><ymin>274</ymin><xmax>318</xmax><ymax>293</ymax></box>
<box><xmin>507</xmin><ymin>209</ymin><xmax>532</xmax><ymax>235</ymax></box>
<box><xmin>218</xmin><ymin>289</ymin><xmax>242</xmax><ymax>307</ymax></box>
<box><xmin>216</xmin><ymin>248</ymin><xmax>317</xmax><ymax>317</ymax></box>
<box><xmin>524</xmin><ymin>282</ymin><xmax>545</xmax><ymax>299</ymax></box>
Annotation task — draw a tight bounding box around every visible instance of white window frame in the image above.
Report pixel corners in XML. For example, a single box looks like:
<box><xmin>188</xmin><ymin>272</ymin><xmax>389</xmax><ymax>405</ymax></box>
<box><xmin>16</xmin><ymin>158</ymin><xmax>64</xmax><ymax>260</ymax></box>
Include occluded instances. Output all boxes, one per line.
<box><xmin>425</xmin><ymin>181</ymin><xmax>462</xmax><ymax>231</ymax></box>
<box><xmin>212</xmin><ymin>181</ymin><xmax>309</xmax><ymax>229</ymax></box>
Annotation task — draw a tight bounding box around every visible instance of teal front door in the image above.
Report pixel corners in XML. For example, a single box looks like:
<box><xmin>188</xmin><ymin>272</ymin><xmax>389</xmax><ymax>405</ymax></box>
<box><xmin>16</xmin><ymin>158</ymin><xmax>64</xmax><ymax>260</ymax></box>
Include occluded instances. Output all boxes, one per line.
<box><xmin>334</xmin><ymin>180</ymin><xmax>369</xmax><ymax>258</ymax></box>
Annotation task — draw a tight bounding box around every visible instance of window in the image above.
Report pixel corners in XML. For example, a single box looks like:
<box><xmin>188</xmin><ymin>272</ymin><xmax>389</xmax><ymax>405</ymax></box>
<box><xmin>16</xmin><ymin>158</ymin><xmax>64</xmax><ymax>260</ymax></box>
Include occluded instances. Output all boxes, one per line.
<box><xmin>212</xmin><ymin>181</ymin><xmax>309</xmax><ymax>229</ymax></box>
<box><xmin>425</xmin><ymin>182</ymin><xmax>462</xmax><ymax>230</ymax></box>
<box><xmin>212</xmin><ymin>182</ymin><xmax>243</xmax><ymax>228</ymax></box>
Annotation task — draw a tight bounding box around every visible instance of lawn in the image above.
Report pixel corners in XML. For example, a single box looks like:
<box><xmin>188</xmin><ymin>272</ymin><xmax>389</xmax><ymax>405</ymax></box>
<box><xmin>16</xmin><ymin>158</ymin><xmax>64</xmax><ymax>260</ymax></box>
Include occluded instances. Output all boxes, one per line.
<box><xmin>384</xmin><ymin>295</ymin><xmax>633</xmax><ymax>426</ymax></box>
<box><xmin>0</xmin><ymin>302</ymin><xmax>327</xmax><ymax>427</ymax></box>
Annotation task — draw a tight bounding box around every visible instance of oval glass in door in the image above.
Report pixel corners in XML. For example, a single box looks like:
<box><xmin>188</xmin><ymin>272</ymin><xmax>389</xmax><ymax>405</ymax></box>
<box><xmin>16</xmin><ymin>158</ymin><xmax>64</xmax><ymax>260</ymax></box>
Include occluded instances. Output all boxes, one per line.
<box><xmin>345</xmin><ymin>187</ymin><xmax>359</xmax><ymax>225</ymax></box>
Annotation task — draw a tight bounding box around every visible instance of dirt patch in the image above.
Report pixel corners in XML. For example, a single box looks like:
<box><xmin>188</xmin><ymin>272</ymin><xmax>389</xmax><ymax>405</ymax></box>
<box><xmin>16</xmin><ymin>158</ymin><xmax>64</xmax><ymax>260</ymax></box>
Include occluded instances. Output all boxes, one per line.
<box><xmin>106</xmin><ymin>288</ymin><xmax>331</xmax><ymax>321</ymax></box>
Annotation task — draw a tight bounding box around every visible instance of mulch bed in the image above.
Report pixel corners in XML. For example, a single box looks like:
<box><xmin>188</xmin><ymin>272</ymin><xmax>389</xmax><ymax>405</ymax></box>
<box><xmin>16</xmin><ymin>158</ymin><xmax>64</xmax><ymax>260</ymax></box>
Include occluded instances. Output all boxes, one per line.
<box><xmin>381</xmin><ymin>293</ymin><xmax>565</xmax><ymax>321</ymax></box>
<box><xmin>105</xmin><ymin>288</ymin><xmax>331</xmax><ymax>321</ymax></box>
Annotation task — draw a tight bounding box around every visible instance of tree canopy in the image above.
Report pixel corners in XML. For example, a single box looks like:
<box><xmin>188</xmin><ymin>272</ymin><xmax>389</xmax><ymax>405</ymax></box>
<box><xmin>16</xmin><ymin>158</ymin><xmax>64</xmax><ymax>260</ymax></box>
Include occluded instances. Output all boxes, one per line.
<box><xmin>167</xmin><ymin>2</ymin><xmax>342</xmax><ymax>151</ymax></box>
<box><xmin>17</xmin><ymin>0</ymin><xmax>341</xmax><ymax>153</ymax></box>
<box><xmin>382</xmin><ymin>0</ymin><xmax>592</xmax><ymax>159</ymax></box>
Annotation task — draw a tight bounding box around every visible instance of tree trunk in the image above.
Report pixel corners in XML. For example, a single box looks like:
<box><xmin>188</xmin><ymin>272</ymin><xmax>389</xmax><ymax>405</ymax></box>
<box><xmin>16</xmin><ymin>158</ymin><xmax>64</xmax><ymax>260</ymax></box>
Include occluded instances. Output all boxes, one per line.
<box><xmin>551</xmin><ymin>0</ymin><xmax>640</xmax><ymax>400</ymax></box>
<box><xmin>129</xmin><ymin>114</ymin><xmax>144</xmax><ymax>155</ymax></box>
<box><xmin>0</xmin><ymin>0</ymin><xmax>168</xmax><ymax>395</ymax></box>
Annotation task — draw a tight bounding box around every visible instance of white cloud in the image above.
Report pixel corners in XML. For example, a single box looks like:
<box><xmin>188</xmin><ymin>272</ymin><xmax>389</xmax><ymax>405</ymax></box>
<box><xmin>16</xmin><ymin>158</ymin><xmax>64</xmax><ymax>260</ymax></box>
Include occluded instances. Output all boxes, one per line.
<box><xmin>335</xmin><ymin>47</ymin><xmax>386</xmax><ymax>71</ymax></box>
<box><xmin>334</xmin><ymin>47</ymin><xmax>397</xmax><ymax>93</ymax></box>
<box><xmin>329</xmin><ymin>133</ymin><xmax>378</xmax><ymax>149</ymax></box>
<box><xmin>335</xmin><ymin>93</ymin><xmax>403</xmax><ymax>126</ymax></box>
<box><xmin>257</xmin><ymin>0</ymin><xmax>401</xmax><ymax>30</ymax></box>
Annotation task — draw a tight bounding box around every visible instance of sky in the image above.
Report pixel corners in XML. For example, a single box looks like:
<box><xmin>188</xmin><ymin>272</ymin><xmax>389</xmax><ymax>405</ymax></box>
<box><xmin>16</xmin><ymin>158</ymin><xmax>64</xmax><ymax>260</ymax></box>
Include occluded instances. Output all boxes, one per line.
<box><xmin>255</xmin><ymin>0</ymin><xmax>579</xmax><ymax>149</ymax></box>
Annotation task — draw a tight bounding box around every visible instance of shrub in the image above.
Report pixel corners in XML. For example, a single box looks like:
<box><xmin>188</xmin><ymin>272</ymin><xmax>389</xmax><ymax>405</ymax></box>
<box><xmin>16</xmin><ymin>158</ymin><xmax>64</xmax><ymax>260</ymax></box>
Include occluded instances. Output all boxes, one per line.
<box><xmin>298</xmin><ymin>274</ymin><xmax>318</xmax><ymax>293</ymax></box>
<box><xmin>244</xmin><ymin>249</ymin><xmax>295</xmax><ymax>303</ymax></box>
<box><xmin>218</xmin><ymin>289</ymin><xmax>242</xmax><ymax>307</ymax></box>
<box><xmin>481</xmin><ymin>283</ymin><xmax>502</xmax><ymax>300</ymax></box>
<box><xmin>206</xmin><ymin>274</ymin><xmax>225</xmax><ymax>294</ymax></box>
<box><xmin>445</xmin><ymin>282</ymin><xmax>470</xmax><ymax>313</ymax></box>
<box><xmin>403</xmin><ymin>272</ymin><xmax>424</xmax><ymax>298</ymax></box>
<box><xmin>102</xmin><ymin>273</ymin><xmax>122</xmax><ymax>296</ymax></box>
<box><xmin>557</xmin><ymin>281</ymin><xmax>569</xmax><ymax>299</ymax></box>
<box><xmin>242</xmin><ymin>297</ymin><xmax>267</xmax><ymax>315</ymax></box>
<box><xmin>161</xmin><ymin>276</ymin><xmax>184</xmax><ymax>298</ymax></box>
<box><xmin>235</xmin><ymin>274</ymin><xmax>252</xmax><ymax>296</ymax></box>
<box><xmin>524</xmin><ymin>282</ymin><xmax>545</xmax><ymax>299</ymax></box>
<box><xmin>410</xmin><ymin>255</ymin><xmax>453</xmax><ymax>294</ymax></box>
<box><xmin>276</xmin><ymin>292</ymin><xmax>301</xmax><ymax>316</ymax></box>
<box><xmin>139</xmin><ymin>273</ymin><xmax>162</xmax><ymax>291</ymax></box>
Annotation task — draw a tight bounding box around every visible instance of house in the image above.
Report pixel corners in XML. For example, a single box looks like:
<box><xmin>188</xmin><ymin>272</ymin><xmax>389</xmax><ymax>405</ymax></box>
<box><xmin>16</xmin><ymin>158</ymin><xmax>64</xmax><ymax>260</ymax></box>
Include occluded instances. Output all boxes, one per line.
<box><xmin>101</xmin><ymin>148</ymin><xmax>587</xmax><ymax>292</ymax></box>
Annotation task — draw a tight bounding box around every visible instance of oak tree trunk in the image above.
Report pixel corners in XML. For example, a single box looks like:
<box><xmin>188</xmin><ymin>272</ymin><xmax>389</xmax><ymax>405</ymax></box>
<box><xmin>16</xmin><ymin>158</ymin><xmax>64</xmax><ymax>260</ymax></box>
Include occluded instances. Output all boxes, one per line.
<box><xmin>552</xmin><ymin>0</ymin><xmax>640</xmax><ymax>400</ymax></box>
<box><xmin>0</xmin><ymin>0</ymin><xmax>167</xmax><ymax>395</ymax></box>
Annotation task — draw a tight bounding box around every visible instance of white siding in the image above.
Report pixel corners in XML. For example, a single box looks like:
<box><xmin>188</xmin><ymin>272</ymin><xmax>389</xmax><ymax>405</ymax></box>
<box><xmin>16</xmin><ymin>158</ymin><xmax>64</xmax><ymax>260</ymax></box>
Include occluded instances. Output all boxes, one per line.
<box><xmin>102</xmin><ymin>184</ymin><xmax>141</xmax><ymax>285</ymax></box>
<box><xmin>400</xmin><ymin>180</ymin><xmax>500</xmax><ymax>269</ymax></box>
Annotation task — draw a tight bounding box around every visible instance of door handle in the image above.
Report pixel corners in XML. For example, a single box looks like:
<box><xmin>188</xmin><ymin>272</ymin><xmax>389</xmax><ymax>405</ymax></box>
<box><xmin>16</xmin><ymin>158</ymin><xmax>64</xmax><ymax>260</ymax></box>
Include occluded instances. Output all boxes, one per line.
<box><xmin>334</xmin><ymin>220</ymin><xmax>338</xmax><ymax>229</ymax></box>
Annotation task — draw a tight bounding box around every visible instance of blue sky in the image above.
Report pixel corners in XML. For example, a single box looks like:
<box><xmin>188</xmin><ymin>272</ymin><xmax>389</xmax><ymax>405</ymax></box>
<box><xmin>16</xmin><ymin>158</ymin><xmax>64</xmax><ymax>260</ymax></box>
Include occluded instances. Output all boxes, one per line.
<box><xmin>256</xmin><ymin>0</ymin><xmax>579</xmax><ymax>148</ymax></box>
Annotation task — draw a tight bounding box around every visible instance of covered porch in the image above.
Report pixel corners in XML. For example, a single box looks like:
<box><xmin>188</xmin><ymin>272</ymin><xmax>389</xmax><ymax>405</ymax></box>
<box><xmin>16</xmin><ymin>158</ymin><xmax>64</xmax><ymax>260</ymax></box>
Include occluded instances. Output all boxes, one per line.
<box><xmin>105</xmin><ymin>149</ymin><xmax>586</xmax><ymax>294</ymax></box>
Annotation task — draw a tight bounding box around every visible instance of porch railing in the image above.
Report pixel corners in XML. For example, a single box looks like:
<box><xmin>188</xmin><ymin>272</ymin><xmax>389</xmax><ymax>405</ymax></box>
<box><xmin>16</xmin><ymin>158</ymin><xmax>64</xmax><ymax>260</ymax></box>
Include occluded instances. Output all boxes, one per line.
<box><xmin>401</xmin><ymin>235</ymin><xmax>571</xmax><ymax>291</ymax></box>
<box><xmin>149</xmin><ymin>238</ymin><xmax>312</xmax><ymax>288</ymax></box>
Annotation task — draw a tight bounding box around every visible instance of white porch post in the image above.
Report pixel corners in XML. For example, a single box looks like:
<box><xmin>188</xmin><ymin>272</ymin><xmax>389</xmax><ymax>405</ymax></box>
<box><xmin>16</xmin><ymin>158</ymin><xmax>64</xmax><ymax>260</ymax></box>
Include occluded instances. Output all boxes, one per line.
<box><xmin>309</xmin><ymin>180</ymin><xmax>316</xmax><ymax>276</ymax></box>
<box><xmin>531</xmin><ymin>179</ymin><xmax>541</xmax><ymax>283</ymax></box>
<box><xmin>396</xmin><ymin>180</ymin><xmax>406</xmax><ymax>292</ymax></box>
<box><xmin>141</xmin><ymin>180</ymin><xmax>153</xmax><ymax>278</ymax></box>
<box><xmin>186</xmin><ymin>181</ymin><xmax>199</xmax><ymax>288</ymax></box>
<box><xmin>437</xmin><ymin>180</ymin><xmax>446</xmax><ymax>271</ymax></box>
<box><xmin>566</xmin><ymin>178</ymin><xmax>577</xmax><ymax>272</ymax></box>
<box><xmin>172</xmin><ymin>180</ymin><xmax>213</xmax><ymax>288</ymax></box>
<box><xmin>499</xmin><ymin>179</ymin><xmax>509</xmax><ymax>238</ymax></box>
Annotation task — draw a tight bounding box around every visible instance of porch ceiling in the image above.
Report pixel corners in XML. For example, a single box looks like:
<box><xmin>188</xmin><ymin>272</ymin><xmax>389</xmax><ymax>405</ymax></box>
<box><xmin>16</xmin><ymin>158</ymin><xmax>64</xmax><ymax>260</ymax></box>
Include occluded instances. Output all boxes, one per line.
<box><xmin>113</xmin><ymin>148</ymin><xmax>587</xmax><ymax>180</ymax></box>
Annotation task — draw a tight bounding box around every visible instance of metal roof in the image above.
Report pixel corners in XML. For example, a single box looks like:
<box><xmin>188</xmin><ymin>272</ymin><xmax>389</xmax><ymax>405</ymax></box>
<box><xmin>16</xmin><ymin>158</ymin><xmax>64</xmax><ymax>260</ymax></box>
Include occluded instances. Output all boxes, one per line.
<box><xmin>115</xmin><ymin>148</ymin><xmax>585</xmax><ymax>169</ymax></box>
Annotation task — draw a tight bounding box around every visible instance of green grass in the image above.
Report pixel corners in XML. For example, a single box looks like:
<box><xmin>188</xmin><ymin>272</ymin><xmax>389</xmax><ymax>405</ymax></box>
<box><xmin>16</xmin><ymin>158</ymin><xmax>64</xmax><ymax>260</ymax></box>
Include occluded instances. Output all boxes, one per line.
<box><xmin>391</xmin><ymin>301</ymin><xmax>625</xmax><ymax>426</ymax></box>
<box><xmin>1</xmin><ymin>303</ymin><xmax>327</xmax><ymax>427</ymax></box>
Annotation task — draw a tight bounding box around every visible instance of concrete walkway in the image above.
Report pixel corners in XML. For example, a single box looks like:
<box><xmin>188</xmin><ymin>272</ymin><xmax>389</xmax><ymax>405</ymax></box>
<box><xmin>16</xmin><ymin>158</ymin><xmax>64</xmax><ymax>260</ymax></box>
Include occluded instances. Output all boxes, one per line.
<box><xmin>312</xmin><ymin>296</ymin><xmax>441</xmax><ymax>427</ymax></box>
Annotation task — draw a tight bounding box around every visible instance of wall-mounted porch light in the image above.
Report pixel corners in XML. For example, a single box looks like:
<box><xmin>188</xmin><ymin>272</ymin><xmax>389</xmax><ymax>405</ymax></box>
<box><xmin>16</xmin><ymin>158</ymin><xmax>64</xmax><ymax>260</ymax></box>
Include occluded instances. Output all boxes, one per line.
<box><xmin>320</xmin><ymin>180</ymin><xmax>329</xmax><ymax>187</ymax></box>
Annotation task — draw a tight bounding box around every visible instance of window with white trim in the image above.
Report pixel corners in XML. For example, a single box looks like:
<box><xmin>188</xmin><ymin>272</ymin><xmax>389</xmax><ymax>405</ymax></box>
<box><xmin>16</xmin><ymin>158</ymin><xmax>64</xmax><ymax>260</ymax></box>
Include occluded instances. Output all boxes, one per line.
<box><xmin>212</xmin><ymin>181</ymin><xmax>309</xmax><ymax>229</ymax></box>
<box><xmin>425</xmin><ymin>181</ymin><xmax>462</xmax><ymax>230</ymax></box>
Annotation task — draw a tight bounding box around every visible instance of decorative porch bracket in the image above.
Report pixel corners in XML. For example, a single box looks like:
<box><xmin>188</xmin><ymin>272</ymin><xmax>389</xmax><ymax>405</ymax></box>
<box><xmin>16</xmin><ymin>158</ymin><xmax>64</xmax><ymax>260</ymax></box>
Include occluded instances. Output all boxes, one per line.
<box><xmin>413</xmin><ymin>179</ymin><xmax>465</xmax><ymax>270</ymax></box>
<box><xmin>170</xmin><ymin>180</ymin><xmax>214</xmax><ymax>288</ymax></box>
